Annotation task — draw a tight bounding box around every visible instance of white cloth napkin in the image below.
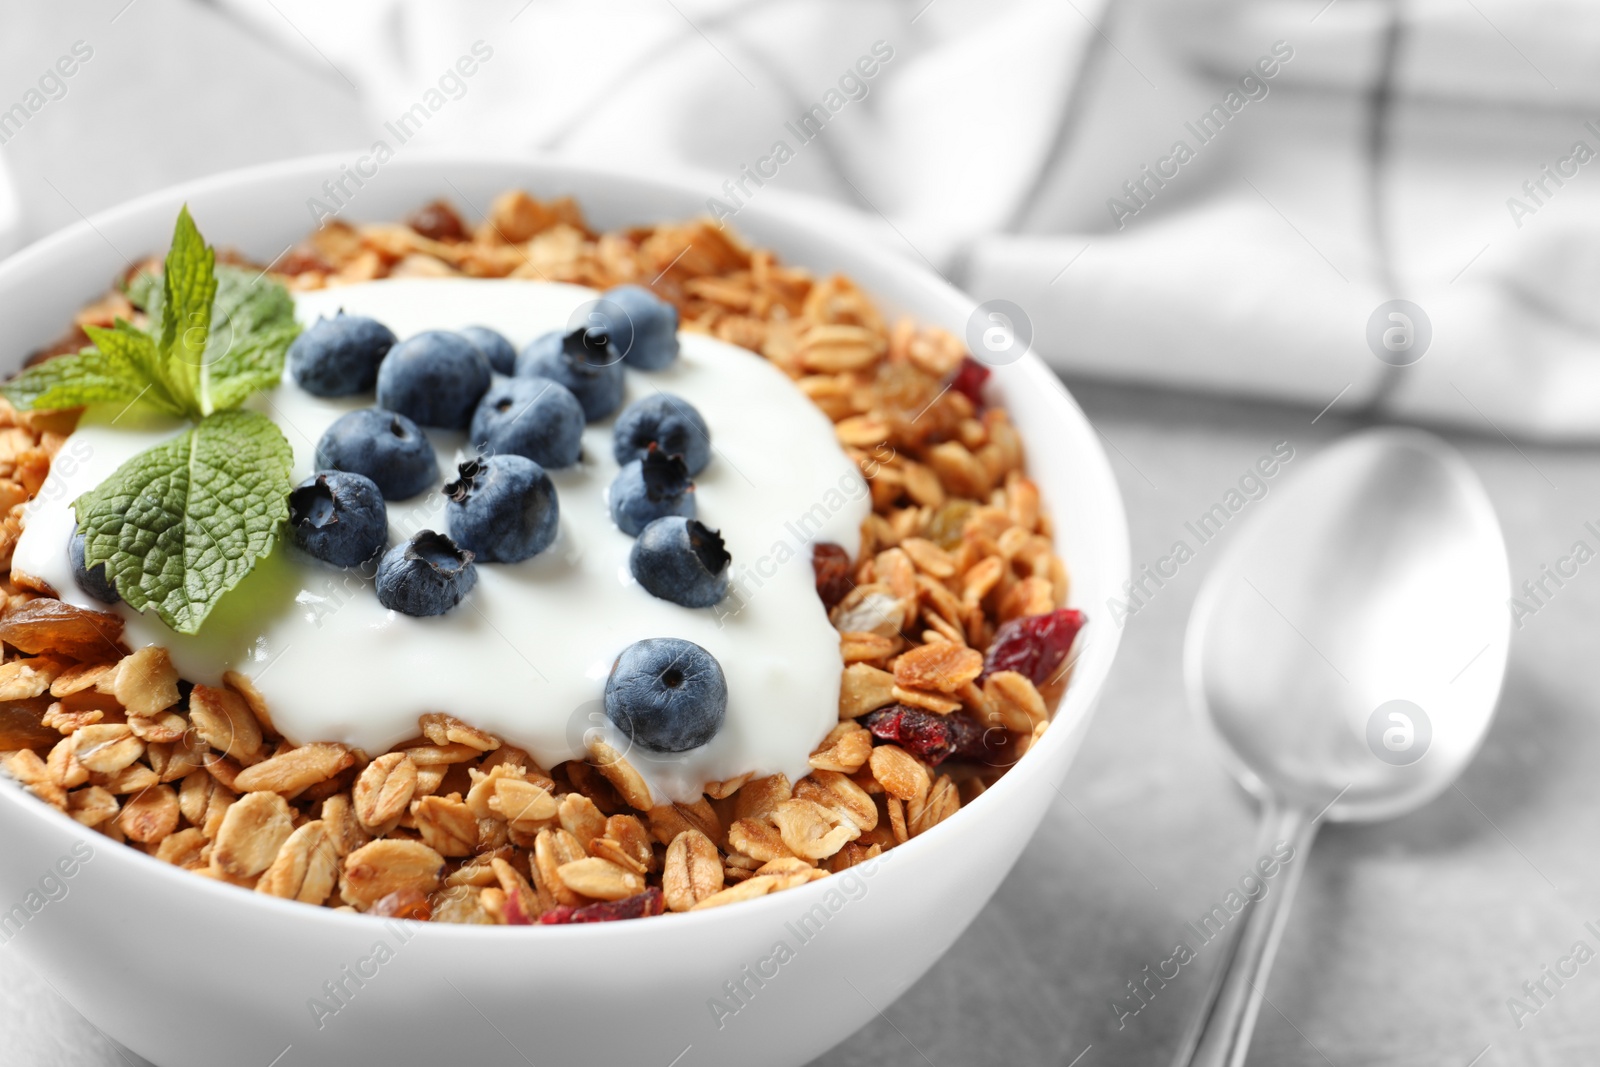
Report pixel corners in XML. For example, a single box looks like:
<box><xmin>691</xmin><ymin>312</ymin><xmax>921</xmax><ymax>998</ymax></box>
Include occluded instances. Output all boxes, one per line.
<box><xmin>1170</xmin><ymin>0</ymin><xmax>1600</xmax><ymax>110</ymax></box>
<box><xmin>213</xmin><ymin>0</ymin><xmax>1600</xmax><ymax>439</ymax></box>
<box><xmin>212</xmin><ymin>0</ymin><xmax>1098</xmax><ymax>258</ymax></box>
<box><xmin>974</xmin><ymin>0</ymin><xmax>1600</xmax><ymax>438</ymax></box>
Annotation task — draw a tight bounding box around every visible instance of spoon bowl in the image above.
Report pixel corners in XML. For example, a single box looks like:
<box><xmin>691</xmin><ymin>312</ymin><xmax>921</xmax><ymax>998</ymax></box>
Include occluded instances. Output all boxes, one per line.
<box><xmin>1186</xmin><ymin>428</ymin><xmax>1511</xmax><ymax>822</ymax></box>
<box><xmin>1174</xmin><ymin>427</ymin><xmax>1510</xmax><ymax>1067</ymax></box>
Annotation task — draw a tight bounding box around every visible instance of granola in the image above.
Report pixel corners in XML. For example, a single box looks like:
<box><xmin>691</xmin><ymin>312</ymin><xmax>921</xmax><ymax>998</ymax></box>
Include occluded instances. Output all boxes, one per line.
<box><xmin>0</xmin><ymin>191</ymin><xmax>1085</xmax><ymax>924</ymax></box>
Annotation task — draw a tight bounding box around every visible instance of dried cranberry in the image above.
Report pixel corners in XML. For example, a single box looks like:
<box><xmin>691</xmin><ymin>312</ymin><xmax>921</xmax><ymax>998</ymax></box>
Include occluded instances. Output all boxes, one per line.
<box><xmin>503</xmin><ymin>892</ymin><xmax>536</xmax><ymax>925</ymax></box>
<box><xmin>408</xmin><ymin>199</ymin><xmax>469</xmax><ymax>242</ymax></box>
<box><xmin>812</xmin><ymin>543</ymin><xmax>854</xmax><ymax>610</ymax></box>
<box><xmin>861</xmin><ymin>705</ymin><xmax>1000</xmax><ymax>766</ymax></box>
<box><xmin>540</xmin><ymin>888</ymin><xmax>665</xmax><ymax>925</ymax></box>
<box><xmin>982</xmin><ymin>608</ymin><xmax>1086</xmax><ymax>686</ymax></box>
<box><xmin>863</xmin><ymin>704</ymin><xmax>952</xmax><ymax>764</ymax></box>
<box><xmin>944</xmin><ymin>713</ymin><xmax>1003</xmax><ymax>762</ymax></box>
<box><xmin>370</xmin><ymin>888</ymin><xmax>431</xmax><ymax>921</ymax></box>
<box><xmin>949</xmin><ymin>357</ymin><xmax>991</xmax><ymax>408</ymax></box>
<box><xmin>576</xmin><ymin>887</ymin><xmax>665</xmax><ymax>922</ymax></box>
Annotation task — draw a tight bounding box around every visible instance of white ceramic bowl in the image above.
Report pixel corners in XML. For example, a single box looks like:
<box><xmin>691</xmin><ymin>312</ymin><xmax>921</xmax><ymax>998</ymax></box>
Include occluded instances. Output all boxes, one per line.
<box><xmin>0</xmin><ymin>154</ymin><xmax>1128</xmax><ymax>1067</ymax></box>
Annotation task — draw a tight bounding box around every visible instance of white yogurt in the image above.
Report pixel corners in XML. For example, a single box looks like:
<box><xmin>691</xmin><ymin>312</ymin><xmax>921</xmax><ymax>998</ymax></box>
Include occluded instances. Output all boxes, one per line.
<box><xmin>13</xmin><ymin>279</ymin><xmax>868</xmax><ymax>803</ymax></box>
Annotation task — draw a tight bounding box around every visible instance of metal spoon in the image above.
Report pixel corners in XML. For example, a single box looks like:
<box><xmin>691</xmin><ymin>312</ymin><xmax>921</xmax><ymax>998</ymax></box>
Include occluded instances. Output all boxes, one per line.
<box><xmin>1172</xmin><ymin>428</ymin><xmax>1510</xmax><ymax>1067</ymax></box>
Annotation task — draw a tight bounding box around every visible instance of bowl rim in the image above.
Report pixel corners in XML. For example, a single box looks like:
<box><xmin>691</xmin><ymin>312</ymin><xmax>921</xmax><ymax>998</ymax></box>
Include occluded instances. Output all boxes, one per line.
<box><xmin>0</xmin><ymin>150</ymin><xmax>1131</xmax><ymax>939</ymax></box>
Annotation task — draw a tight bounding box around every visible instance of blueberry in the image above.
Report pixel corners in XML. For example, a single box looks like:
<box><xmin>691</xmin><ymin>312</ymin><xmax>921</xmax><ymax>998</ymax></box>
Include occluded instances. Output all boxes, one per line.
<box><xmin>375</xmin><ymin>531</ymin><xmax>477</xmax><ymax>616</ymax></box>
<box><xmin>597</xmin><ymin>285</ymin><xmax>679</xmax><ymax>370</ymax></box>
<box><xmin>459</xmin><ymin>325</ymin><xmax>517</xmax><ymax>376</ymax></box>
<box><xmin>443</xmin><ymin>455</ymin><xmax>559</xmax><ymax>563</ymax></box>
<box><xmin>68</xmin><ymin>524</ymin><xmax>119</xmax><ymax>605</ymax></box>
<box><xmin>376</xmin><ymin>330</ymin><xmax>492</xmax><ymax>430</ymax></box>
<box><xmin>288</xmin><ymin>471</ymin><xmax>387</xmax><ymax>568</ymax></box>
<box><xmin>515</xmin><ymin>326</ymin><xmax>625</xmax><ymax>422</ymax></box>
<box><xmin>315</xmin><ymin>408</ymin><xmax>439</xmax><ymax>501</ymax></box>
<box><xmin>604</xmin><ymin>637</ymin><xmax>726</xmax><ymax>752</ymax></box>
<box><xmin>630</xmin><ymin>517</ymin><xmax>729</xmax><ymax>608</ymax></box>
<box><xmin>469</xmin><ymin>376</ymin><xmax>585</xmax><ymax>470</ymax></box>
<box><xmin>612</xmin><ymin>393</ymin><xmax>710</xmax><ymax>475</ymax></box>
<box><xmin>288</xmin><ymin>312</ymin><xmax>397</xmax><ymax>397</ymax></box>
<box><xmin>609</xmin><ymin>450</ymin><xmax>694</xmax><ymax>536</ymax></box>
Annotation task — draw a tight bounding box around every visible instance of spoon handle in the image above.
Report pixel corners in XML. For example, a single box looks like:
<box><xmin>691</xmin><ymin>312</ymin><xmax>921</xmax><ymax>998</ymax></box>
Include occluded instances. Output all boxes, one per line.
<box><xmin>1169</xmin><ymin>802</ymin><xmax>1320</xmax><ymax>1067</ymax></box>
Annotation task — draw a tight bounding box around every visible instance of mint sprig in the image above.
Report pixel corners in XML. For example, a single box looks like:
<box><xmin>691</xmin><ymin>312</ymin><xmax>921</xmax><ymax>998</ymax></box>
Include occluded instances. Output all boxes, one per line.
<box><xmin>4</xmin><ymin>207</ymin><xmax>302</xmax><ymax>634</ymax></box>
<box><xmin>3</xmin><ymin>207</ymin><xmax>298</xmax><ymax>418</ymax></box>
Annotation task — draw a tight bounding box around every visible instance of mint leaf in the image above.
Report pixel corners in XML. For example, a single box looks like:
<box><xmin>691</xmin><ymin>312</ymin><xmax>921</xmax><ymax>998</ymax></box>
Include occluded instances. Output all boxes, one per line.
<box><xmin>1</xmin><ymin>322</ymin><xmax>188</xmax><ymax>416</ymax></box>
<box><xmin>206</xmin><ymin>321</ymin><xmax>298</xmax><ymax>411</ymax></box>
<box><xmin>1</xmin><ymin>342</ymin><xmax>158</xmax><ymax>413</ymax></box>
<box><xmin>74</xmin><ymin>409</ymin><xmax>294</xmax><ymax>635</ymax></box>
<box><xmin>203</xmin><ymin>266</ymin><xmax>298</xmax><ymax>409</ymax></box>
<box><xmin>134</xmin><ymin>264</ymin><xmax>298</xmax><ymax>413</ymax></box>
<box><xmin>123</xmin><ymin>268</ymin><xmax>159</xmax><ymax>312</ymax></box>
<box><xmin>158</xmin><ymin>207</ymin><xmax>217</xmax><ymax>415</ymax></box>
<box><xmin>216</xmin><ymin>265</ymin><xmax>297</xmax><ymax>332</ymax></box>
<box><xmin>82</xmin><ymin>322</ymin><xmax>189</xmax><ymax>415</ymax></box>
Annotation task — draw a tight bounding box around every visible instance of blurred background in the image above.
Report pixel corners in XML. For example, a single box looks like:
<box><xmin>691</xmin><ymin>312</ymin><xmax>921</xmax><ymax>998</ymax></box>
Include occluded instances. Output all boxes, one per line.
<box><xmin>4</xmin><ymin>1</ymin><xmax>1600</xmax><ymax>1065</ymax></box>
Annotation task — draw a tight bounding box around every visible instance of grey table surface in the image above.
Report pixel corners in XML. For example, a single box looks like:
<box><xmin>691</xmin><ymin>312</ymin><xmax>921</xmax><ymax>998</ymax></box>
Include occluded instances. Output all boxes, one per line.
<box><xmin>3</xmin><ymin>3</ymin><xmax>1600</xmax><ymax>1066</ymax></box>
